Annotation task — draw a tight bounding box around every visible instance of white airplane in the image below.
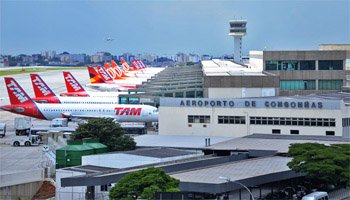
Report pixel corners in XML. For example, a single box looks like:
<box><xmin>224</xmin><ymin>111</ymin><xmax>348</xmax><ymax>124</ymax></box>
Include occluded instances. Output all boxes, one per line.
<box><xmin>30</xmin><ymin>73</ymin><xmax>120</xmax><ymax>104</ymax></box>
<box><xmin>60</xmin><ymin>71</ymin><xmax>126</xmax><ymax>97</ymax></box>
<box><xmin>1</xmin><ymin>77</ymin><xmax>158</xmax><ymax>122</ymax></box>
<box><xmin>85</xmin><ymin>67</ymin><xmax>135</xmax><ymax>92</ymax></box>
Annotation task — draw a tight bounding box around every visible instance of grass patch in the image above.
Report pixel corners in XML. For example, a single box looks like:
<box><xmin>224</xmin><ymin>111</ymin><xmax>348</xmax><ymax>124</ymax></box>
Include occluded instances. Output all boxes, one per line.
<box><xmin>0</xmin><ymin>66</ymin><xmax>86</xmax><ymax>76</ymax></box>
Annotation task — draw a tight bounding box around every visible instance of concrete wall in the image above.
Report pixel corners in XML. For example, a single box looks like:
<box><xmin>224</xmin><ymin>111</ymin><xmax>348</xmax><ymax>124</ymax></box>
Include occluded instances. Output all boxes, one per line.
<box><xmin>204</xmin><ymin>75</ymin><xmax>279</xmax><ymax>88</ymax></box>
<box><xmin>249</xmin><ymin>51</ymin><xmax>264</xmax><ymax>71</ymax></box>
<box><xmin>159</xmin><ymin>106</ymin><xmax>344</xmax><ymax>137</ymax></box>
<box><xmin>56</xmin><ymin>169</ymin><xmax>86</xmax><ymax>200</ymax></box>
<box><xmin>0</xmin><ymin>181</ymin><xmax>43</xmax><ymax>200</ymax></box>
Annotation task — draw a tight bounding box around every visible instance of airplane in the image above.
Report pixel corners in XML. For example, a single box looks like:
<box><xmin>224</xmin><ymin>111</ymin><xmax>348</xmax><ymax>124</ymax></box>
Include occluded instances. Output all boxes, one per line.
<box><xmin>30</xmin><ymin>73</ymin><xmax>120</xmax><ymax>104</ymax></box>
<box><xmin>60</xmin><ymin>71</ymin><xmax>125</xmax><ymax>97</ymax></box>
<box><xmin>85</xmin><ymin>67</ymin><xmax>135</xmax><ymax>91</ymax></box>
<box><xmin>106</xmin><ymin>37</ymin><xmax>114</xmax><ymax>41</ymax></box>
<box><xmin>96</xmin><ymin>66</ymin><xmax>141</xmax><ymax>88</ymax></box>
<box><xmin>1</xmin><ymin>77</ymin><xmax>158</xmax><ymax>122</ymax></box>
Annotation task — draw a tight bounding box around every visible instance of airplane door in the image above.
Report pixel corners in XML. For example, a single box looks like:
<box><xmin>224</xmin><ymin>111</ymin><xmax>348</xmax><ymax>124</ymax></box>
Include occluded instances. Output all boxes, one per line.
<box><xmin>31</xmin><ymin>107</ymin><xmax>38</xmax><ymax>116</ymax></box>
<box><xmin>142</xmin><ymin>109</ymin><xmax>148</xmax><ymax>117</ymax></box>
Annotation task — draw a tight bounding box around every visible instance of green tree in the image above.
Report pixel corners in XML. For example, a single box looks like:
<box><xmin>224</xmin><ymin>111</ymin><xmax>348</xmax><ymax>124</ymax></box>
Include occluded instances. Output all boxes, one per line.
<box><xmin>287</xmin><ymin>143</ymin><xmax>350</xmax><ymax>185</ymax></box>
<box><xmin>109</xmin><ymin>167</ymin><xmax>180</xmax><ymax>200</ymax></box>
<box><xmin>72</xmin><ymin>118</ymin><xmax>136</xmax><ymax>151</ymax></box>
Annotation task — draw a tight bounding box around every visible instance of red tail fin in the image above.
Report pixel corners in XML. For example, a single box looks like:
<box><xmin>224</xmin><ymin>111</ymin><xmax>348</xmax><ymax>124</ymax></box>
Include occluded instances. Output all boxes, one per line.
<box><xmin>111</xmin><ymin>60</ymin><xmax>130</xmax><ymax>78</ymax></box>
<box><xmin>63</xmin><ymin>71</ymin><xmax>86</xmax><ymax>93</ymax></box>
<box><xmin>97</xmin><ymin>66</ymin><xmax>115</xmax><ymax>82</ymax></box>
<box><xmin>104</xmin><ymin>63</ymin><xmax>125</xmax><ymax>80</ymax></box>
<box><xmin>88</xmin><ymin>67</ymin><xmax>105</xmax><ymax>84</ymax></box>
<box><xmin>30</xmin><ymin>74</ymin><xmax>57</xmax><ymax>98</ymax></box>
<box><xmin>138</xmin><ymin>60</ymin><xmax>147</xmax><ymax>69</ymax></box>
<box><xmin>132</xmin><ymin>60</ymin><xmax>140</xmax><ymax>70</ymax></box>
<box><xmin>2</xmin><ymin>77</ymin><xmax>46</xmax><ymax>119</ymax></box>
<box><xmin>5</xmin><ymin>77</ymin><xmax>34</xmax><ymax>105</ymax></box>
<box><xmin>121</xmin><ymin>59</ymin><xmax>136</xmax><ymax>71</ymax></box>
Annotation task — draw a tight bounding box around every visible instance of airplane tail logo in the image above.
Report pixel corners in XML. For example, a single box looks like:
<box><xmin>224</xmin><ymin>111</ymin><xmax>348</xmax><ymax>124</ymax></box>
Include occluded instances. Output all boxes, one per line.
<box><xmin>3</xmin><ymin>77</ymin><xmax>46</xmax><ymax>119</ymax></box>
<box><xmin>88</xmin><ymin>67</ymin><xmax>105</xmax><ymax>84</ymax></box>
<box><xmin>104</xmin><ymin>63</ymin><xmax>124</xmax><ymax>80</ymax></box>
<box><xmin>97</xmin><ymin>66</ymin><xmax>114</xmax><ymax>82</ymax></box>
<box><xmin>30</xmin><ymin>74</ymin><xmax>56</xmax><ymax>97</ymax></box>
<box><xmin>138</xmin><ymin>60</ymin><xmax>147</xmax><ymax>69</ymax></box>
<box><xmin>121</xmin><ymin>59</ymin><xmax>135</xmax><ymax>72</ymax></box>
<box><xmin>132</xmin><ymin>60</ymin><xmax>140</xmax><ymax>70</ymax></box>
<box><xmin>111</xmin><ymin>60</ymin><xmax>130</xmax><ymax>78</ymax></box>
<box><xmin>63</xmin><ymin>72</ymin><xmax>85</xmax><ymax>92</ymax></box>
<box><xmin>4</xmin><ymin>77</ymin><xmax>36</xmax><ymax>105</ymax></box>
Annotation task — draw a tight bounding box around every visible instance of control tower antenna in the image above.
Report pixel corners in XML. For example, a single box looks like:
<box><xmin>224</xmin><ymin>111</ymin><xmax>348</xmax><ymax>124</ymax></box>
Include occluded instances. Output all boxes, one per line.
<box><xmin>229</xmin><ymin>20</ymin><xmax>247</xmax><ymax>63</ymax></box>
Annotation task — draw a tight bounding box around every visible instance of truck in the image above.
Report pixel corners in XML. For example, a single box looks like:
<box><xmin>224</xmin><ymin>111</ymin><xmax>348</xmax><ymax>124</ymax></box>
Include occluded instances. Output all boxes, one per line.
<box><xmin>15</xmin><ymin>117</ymin><xmax>31</xmax><ymax>136</ymax></box>
<box><xmin>11</xmin><ymin>135</ymin><xmax>41</xmax><ymax>146</ymax></box>
<box><xmin>51</xmin><ymin>118</ymin><xmax>68</xmax><ymax>128</ymax></box>
<box><xmin>0</xmin><ymin>123</ymin><xmax>6</xmax><ymax>138</ymax></box>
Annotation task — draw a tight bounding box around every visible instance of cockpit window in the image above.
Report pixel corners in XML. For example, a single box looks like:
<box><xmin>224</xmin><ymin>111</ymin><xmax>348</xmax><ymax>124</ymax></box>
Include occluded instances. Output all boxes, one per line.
<box><xmin>153</xmin><ymin>109</ymin><xmax>158</xmax><ymax>113</ymax></box>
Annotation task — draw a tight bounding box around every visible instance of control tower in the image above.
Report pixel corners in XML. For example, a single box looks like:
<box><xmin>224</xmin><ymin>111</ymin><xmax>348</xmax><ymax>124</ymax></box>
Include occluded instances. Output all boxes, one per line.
<box><xmin>229</xmin><ymin>20</ymin><xmax>247</xmax><ymax>63</ymax></box>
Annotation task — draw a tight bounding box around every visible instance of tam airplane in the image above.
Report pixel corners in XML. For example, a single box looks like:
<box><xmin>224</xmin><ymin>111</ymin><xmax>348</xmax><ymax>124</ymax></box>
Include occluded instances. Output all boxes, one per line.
<box><xmin>60</xmin><ymin>71</ymin><xmax>125</xmax><ymax>97</ymax></box>
<box><xmin>1</xmin><ymin>77</ymin><xmax>158</xmax><ymax>122</ymax></box>
<box><xmin>30</xmin><ymin>74</ymin><xmax>120</xmax><ymax>104</ymax></box>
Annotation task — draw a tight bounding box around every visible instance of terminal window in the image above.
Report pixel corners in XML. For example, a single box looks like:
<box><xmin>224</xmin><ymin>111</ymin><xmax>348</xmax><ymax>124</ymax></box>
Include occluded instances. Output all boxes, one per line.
<box><xmin>280</xmin><ymin>80</ymin><xmax>316</xmax><ymax>90</ymax></box>
<box><xmin>319</xmin><ymin>60</ymin><xmax>343</xmax><ymax>70</ymax></box>
<box><xmin>318</xmin><ymin>80</ymin><xmax>343</xmax><ymax>90</ymax></box>
<box><xmin>188</xmin><ymin>115</ymin><xmax>210</xmax><ymax>124</ymax></box>
<box><xmin>250</xmin><ymin>117</ymin><xmax>335</xmax><ymax>127</ymax></box>
<box><xmin>265</xmin><ymin>60</ymin><xmax>315</xmax><ymax>71</ymax></box>
<box><xmin>218</xmin><ymin>116</ymin><xmax>246</xmax><ymax>124</ymax></box>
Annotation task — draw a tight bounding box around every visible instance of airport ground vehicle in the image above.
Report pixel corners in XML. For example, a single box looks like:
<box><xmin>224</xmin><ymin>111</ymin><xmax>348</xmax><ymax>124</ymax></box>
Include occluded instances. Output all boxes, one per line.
<box><xmin>11</xmin><ymin>135</ymin><xmax>41</xmax><ymax>147</ymax></box>
<box><xmin>0</xmin><ymin>123</ymin><xmax>6</xmax><ymax>138</ymax></box>
<box><xmin>301</xmin><ymin>191</ymin><xmax>328</xmax><ymax>200</ymax></box>
<box><xmin>15</xmin><ymin>117</ymin><xmax>31</xmax><ymax>136</ymax></box>
<box><xmin>51</xmin><ymin>118</ymin><xmax>68</xmax><ymax>127</ymax></box>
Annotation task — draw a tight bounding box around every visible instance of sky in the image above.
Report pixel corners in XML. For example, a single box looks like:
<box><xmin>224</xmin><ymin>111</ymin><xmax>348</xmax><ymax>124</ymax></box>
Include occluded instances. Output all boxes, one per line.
<box><xmin>0</xmin><ymin>0</ymin><xmax>349</xmax><ymax>56</ymax></box>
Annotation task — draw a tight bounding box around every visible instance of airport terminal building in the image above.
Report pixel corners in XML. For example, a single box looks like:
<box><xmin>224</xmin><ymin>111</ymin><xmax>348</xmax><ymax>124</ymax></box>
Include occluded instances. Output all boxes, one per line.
<box><xmin>159</xmin><ymin>93</ymin><xmax>350</xmax><ymax>138</ymax></box>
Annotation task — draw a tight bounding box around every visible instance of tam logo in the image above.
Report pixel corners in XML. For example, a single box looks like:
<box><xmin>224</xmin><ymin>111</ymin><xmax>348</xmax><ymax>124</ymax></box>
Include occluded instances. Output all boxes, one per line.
<box><xmin>98</xmin><ymin>68</ymin><xmax>111</xmax><ymax>80</ymax></box>
<box><xmin>65</xmin><ymin>74</ymin><xmax>82</xmax><ymax>91</ymax></box>
<box><xmin>115</xmin><ymin>107</ymin><xmax>142</xmax><ymax>115</ymax></box>
<box><xmin>32</xmin><ymin>76</ymin><xmax>51</xmax><ymax>96</ymax></box>
<box><xmin>7</xmin><ymin>80</ymin><xmax>29</xmax><ymax>103</ymax></box>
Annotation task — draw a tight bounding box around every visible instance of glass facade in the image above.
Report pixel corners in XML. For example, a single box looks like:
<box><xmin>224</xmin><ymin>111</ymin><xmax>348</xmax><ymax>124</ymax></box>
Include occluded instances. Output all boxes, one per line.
<box><xmin>319</xmin><ymin>60</ymin><xmax>343</xmax><ymax>70</ymax></box>
<box><xmin>318</xmin><ymin>80</ymin><xmax>343</xmax><ymax>90</ymax></box>
<box><xmin>265</xmin><ymin>60</ymin><xmax>315</xmax><ymax>71</ymax></box>
<box><xmin>230</xmin><ymin>30</ymin><xmax>246</xmax><ymax>33</ymax></box>
<box><xmin>280</xmin><ymin>80</ymin><xmax>316</xmax><ymax>90</ymax></box>
<box><xmin>230</xmin><ymin>23</ymin><xmax>246</xmax><ymax>28</ymax></box>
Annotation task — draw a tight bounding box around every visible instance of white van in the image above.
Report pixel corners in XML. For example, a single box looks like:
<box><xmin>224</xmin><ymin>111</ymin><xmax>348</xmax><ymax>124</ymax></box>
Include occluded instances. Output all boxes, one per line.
<box><xmin>302</xmin><ymin>192</ymin><xmax>328</xmax><ymax>200</ymax></box>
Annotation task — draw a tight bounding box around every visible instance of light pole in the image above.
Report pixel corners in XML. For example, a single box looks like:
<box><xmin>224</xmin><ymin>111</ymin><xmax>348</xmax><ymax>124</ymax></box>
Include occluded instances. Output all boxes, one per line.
<box><xmin>219</xmin><ymin>176</ymin><xmax>255</xmax><ymax>200</ymax></box>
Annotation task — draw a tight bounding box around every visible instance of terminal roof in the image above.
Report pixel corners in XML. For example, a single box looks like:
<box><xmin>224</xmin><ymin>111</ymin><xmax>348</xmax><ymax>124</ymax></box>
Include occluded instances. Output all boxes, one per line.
<box><xmin>202</xmin><ymin>59</ymin><xmax>264</xmax><ymax>76</ymax></box>
<box><xmin>134</xmin><ymin>135</ymin><xmax>234</xmax><ymax>149</ymax></box>
<box><xmin>205</xmin><ymin>134</ymin><xmax>350</xmax><ymax>153</ymax></box>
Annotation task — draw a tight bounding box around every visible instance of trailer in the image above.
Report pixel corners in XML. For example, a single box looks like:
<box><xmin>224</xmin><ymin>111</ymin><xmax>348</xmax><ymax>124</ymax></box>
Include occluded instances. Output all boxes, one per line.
<box><xmin>15</xmin><ymin>117</ymin><xmax>31</xmax><ymax>136</ymax></box>
<box><xmin>0</xmin><ymin>123</ymin><xmax>6</xmax><ymax>138</ymax></box>
<box><xmin>11</xmin><ymin>135</ymin><xmax>41</xmax><ymax>147</ymax></box>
